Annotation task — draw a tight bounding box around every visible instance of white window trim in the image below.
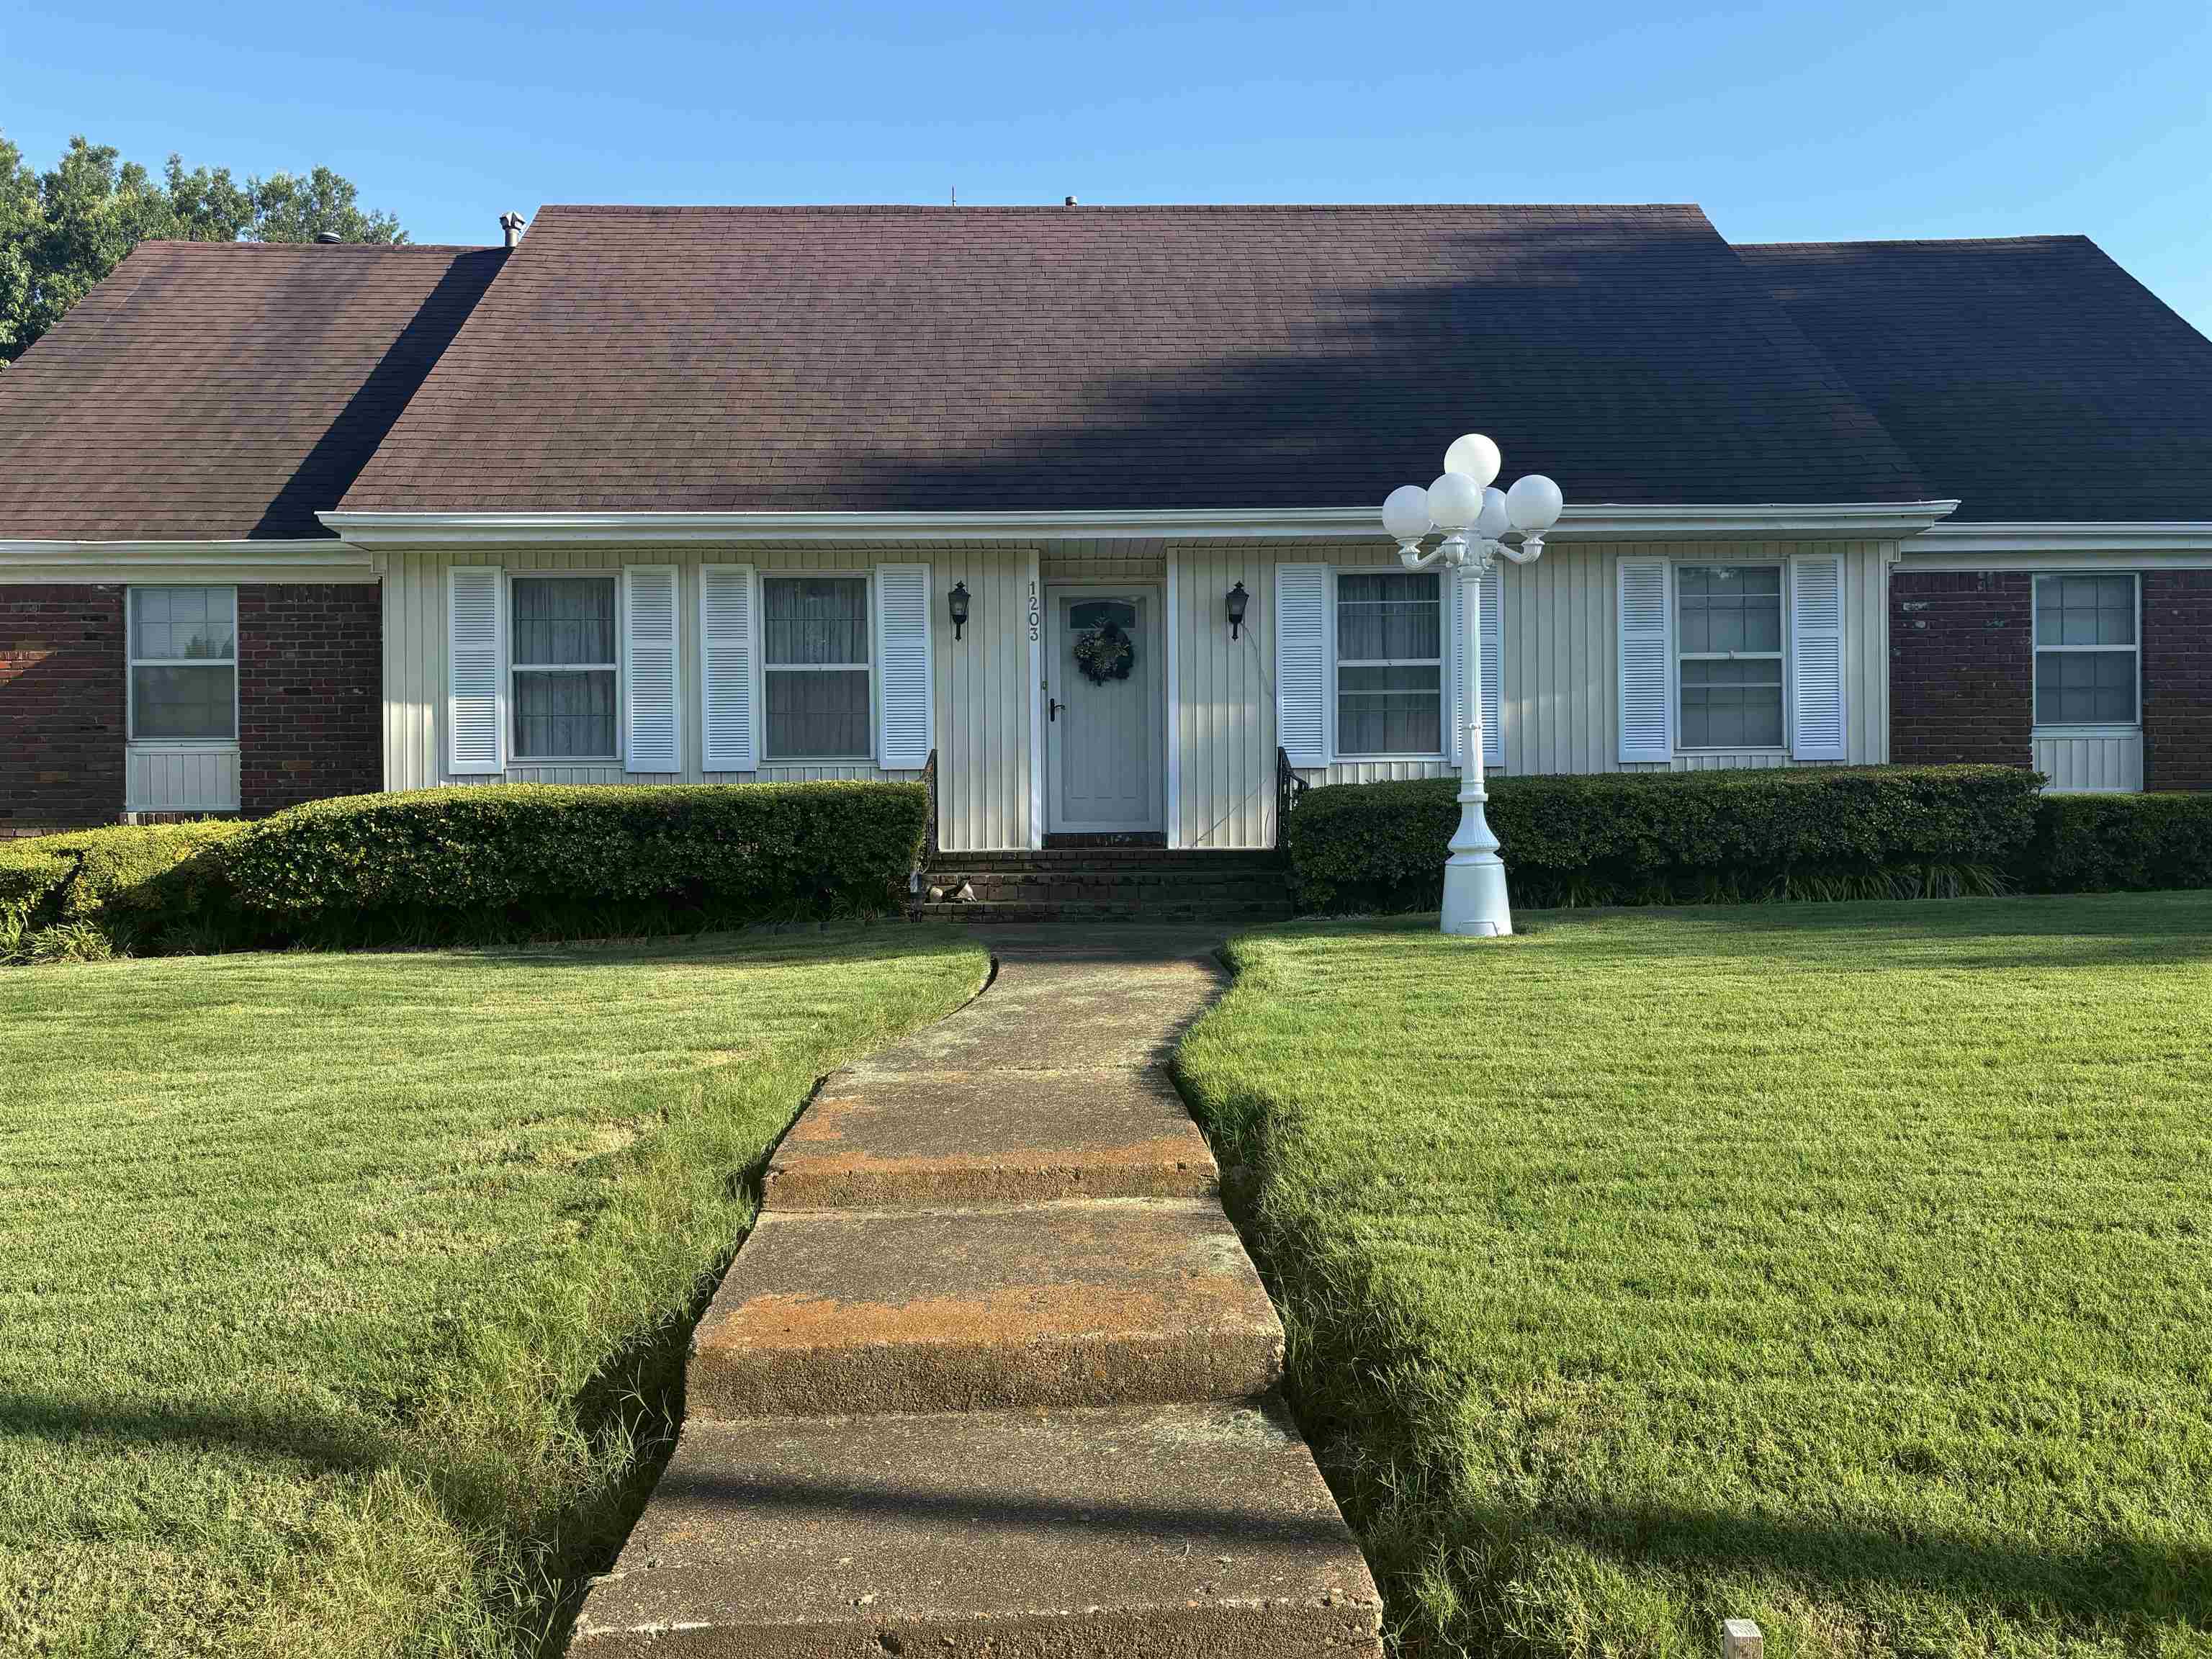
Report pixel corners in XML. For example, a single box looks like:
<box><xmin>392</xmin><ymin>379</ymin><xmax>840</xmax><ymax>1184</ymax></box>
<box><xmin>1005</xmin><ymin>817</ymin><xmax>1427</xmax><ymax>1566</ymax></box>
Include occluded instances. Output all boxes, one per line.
<box><xmin>506</xmin><ymin>570</ymin><xmax>623</xmax><ymax>765</ymax></box>
<box><xmin>2031</xmin><ymin>571</ymin><xmax>2141</xmax><ymax>736</ymax></box>
<box><xmin>127</xmin><ymin>585</ymin><xmax>239</xmax><ymax>747</ymax></box>
<box><xmin>760</xmin><ymin>568</ymin><xmax>878</xmax><ymax>766</ymax></box>
<box><xmin>1328</xmin><ymin>564</ymin><xmax>1452</xmax><ymax>763</ymax></box>
<box><xmin>1672</xmin><ymin>559</ymin><xmax>1791</xmax><ymax>756</ymax></box>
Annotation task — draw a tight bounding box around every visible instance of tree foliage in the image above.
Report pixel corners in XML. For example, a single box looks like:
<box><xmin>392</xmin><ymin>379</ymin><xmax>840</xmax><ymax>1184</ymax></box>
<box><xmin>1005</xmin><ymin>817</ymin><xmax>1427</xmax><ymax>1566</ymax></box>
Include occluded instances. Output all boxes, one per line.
<box><xmin>0</xmin><ymin>132</ymin><xmax>405</xmax><ymax>367</ymax></box>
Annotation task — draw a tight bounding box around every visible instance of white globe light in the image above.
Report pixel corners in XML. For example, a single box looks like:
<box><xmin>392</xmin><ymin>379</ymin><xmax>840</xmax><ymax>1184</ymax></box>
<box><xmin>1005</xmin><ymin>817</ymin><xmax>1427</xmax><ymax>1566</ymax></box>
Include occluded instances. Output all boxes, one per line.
<box><xmin>1382</xmin><ymin>484</ymin><xmax>1431</xmax><ymax>544</ymax></box>
<box><xmin>1505</xmin><ymin>473</ymin><xmax>1565</xmax><ymax>533</ymax></box>
<box><xmin>1444</xmin><ymin>433</ymin><xmax>1501</xmax><ymax>487</ymax></box>
<box><xmin>1475</xmin><ymin>486</ymin><xmax>1510</xmax><ymax>541</ymax></box>
<box><xmin>1428</xmin><ymin>471</ymin><xmax>1480</xmax><ymax>533</ymax></box>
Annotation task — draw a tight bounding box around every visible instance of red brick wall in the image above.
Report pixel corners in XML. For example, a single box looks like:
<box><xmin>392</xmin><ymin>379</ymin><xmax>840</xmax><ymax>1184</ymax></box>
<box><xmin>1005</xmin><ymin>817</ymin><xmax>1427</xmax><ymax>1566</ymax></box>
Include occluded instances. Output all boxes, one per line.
<box><xmin>1</xmin><ymin>585</ymin><xmax>126</xmax><ymax>835</ymax></box>
<box><xmin>2142</xmin><ymin>571</ymin><xmax>2212</xmax><ymax>791</ymax></box>
<box><xmin>237</xmin><ymin>584</ymin><xmax>382</xmax><ymax>815</ymax></box>
<box><xmin>1889</xmin><ymin>570</ymin><xmax>2034</xmax><ymax>767</ymax></box>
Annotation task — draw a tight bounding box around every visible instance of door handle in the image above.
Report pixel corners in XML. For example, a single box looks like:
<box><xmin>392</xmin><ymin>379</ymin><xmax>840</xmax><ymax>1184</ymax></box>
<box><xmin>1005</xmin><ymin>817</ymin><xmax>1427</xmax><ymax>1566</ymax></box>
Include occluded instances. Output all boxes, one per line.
<box><xmin>1048</xmin><ymin>698</ymin><xmax>1064</xmax><ymax>722</ymax></box>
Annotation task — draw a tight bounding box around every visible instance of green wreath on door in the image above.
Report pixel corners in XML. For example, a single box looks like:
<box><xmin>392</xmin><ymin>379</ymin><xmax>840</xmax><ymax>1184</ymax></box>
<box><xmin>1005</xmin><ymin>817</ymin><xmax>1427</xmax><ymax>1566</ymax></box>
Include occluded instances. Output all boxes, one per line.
<box><xmin>1074</xmin><ymin>619</ymin><xmax>1136</xmax><ymax>684</ymax></box>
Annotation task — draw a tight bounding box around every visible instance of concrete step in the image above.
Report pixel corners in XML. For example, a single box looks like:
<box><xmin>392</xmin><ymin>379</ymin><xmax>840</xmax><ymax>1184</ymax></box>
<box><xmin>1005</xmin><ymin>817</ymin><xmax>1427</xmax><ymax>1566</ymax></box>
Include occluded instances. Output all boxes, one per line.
<box><xmin>569</xmin><ymin>1401</ymin><xmax>1384</xmax><ymax>1659</ymax></box>
<box><xmin>768</xmin><ymin>1066</ymin><xmax>1218</xmax><ymax>1210</ymax></box>
<box><xmin>689</xmin><ymin>1199</ymin><xmax>1284</xmax><ymax>1419</ymax></box>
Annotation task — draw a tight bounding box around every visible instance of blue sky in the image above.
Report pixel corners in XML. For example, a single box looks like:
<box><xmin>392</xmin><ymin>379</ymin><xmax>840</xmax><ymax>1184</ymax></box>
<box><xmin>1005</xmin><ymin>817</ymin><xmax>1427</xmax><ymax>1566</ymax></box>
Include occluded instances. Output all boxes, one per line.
<box><xmin>8</xmin><ymin>0</ymin><xmax>2211</xmax><ymax>327</ymax></box>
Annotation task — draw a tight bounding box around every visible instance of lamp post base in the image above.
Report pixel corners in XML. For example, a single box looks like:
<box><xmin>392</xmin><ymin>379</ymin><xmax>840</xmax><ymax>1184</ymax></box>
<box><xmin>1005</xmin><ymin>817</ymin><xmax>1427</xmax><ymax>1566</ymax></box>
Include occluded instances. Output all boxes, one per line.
<box><xmin>1441</xmin><ymin>850</ymin><xmax>1514</xmax><ymax>938</ymax></box>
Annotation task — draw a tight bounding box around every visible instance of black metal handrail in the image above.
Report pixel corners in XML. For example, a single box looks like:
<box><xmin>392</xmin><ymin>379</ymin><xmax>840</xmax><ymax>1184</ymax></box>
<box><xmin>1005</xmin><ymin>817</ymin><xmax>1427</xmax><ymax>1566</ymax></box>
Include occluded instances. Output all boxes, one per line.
<box><xmin>922</xmin><ymin>747</ymin><xmax>940</xmax><ymax>863</ymax></box>
<box><xmin>1274</xmin><ymin>745</ymin><xmax>1307</xmax><ymax>851</ymax></box>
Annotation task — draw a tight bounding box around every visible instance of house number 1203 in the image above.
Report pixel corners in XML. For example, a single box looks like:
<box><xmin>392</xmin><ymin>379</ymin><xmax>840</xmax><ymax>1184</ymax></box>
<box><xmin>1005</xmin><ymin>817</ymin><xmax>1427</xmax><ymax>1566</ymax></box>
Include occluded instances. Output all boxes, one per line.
<box><xmin>1026</xmin><ymin>580</ymin><xmax>1040</xmax><ymax>642</ymax></box>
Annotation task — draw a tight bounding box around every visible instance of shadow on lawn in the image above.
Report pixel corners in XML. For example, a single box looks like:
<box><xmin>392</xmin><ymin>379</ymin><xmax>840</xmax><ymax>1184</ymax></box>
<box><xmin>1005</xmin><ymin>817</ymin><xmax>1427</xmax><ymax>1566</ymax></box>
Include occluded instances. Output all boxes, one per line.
<box><xmin>0</xmin><ymin>1243</ymin><xmax>727</xmax><ymax>1658</ymax></box>
<box><xmin>0</xmin><ymin>1391</ymin><xmax>388</xmax><ymax>1474</ymax></box>
<box><xmin>1459</xmin><ymin>1494</ymin><xmax>2212</xmax><ymax>1630</ymax></box>
<box><xmin>1183</xmin><ymin>1074</ymin><xmax>2212</xmax><ymax>1656</ymax></box>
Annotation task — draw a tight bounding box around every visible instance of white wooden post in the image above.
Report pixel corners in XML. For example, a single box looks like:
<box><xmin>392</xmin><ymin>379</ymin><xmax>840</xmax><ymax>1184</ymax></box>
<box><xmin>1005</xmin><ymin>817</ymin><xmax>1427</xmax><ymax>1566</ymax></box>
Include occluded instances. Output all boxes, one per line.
<box><xmin>1721</xmin><ymin>1618</ymin><xmax>1764</xmax><ymax>1659</ymax></box>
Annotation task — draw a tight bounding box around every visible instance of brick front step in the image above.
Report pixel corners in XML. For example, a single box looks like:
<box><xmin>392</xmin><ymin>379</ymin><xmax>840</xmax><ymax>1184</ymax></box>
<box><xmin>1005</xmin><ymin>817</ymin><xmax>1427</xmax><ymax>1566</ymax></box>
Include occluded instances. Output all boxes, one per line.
<box><xmin>914</xmin><ymin>901</ymin><xmax>1297</xmax><ymax>925</ymax></box>
<box><xmin>688</xmin><ymin>1198</ymin><xmax>1285</xmax><ymax>1419</ymax></box>
<box><xmin>912</xmin><ymin>850</ymin><xmax>1295</xmax><ymax>922</ymax></box>
<box><xmin>569</xmin><ymin>1402</ymin><xmax>1383</xmax><ymax>1659</ymax></box>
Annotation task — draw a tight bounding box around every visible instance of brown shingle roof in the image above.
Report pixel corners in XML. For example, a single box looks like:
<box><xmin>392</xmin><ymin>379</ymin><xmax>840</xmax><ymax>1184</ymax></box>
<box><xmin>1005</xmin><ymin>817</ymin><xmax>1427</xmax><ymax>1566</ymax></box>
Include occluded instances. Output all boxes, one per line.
<box><xmin>1740</xmin><ymin>235</ymin><xmax>2212</xmax><ymax>522</ymax></box>
<box><xmin>0</xmin><ymin>240</ymin><xmax>504</xmax><ymax>541</ymax></box>
<box><xmin>340</xmin><ymin>203</ymin><xmax>1928</xmax><ymax>514</ymax></box>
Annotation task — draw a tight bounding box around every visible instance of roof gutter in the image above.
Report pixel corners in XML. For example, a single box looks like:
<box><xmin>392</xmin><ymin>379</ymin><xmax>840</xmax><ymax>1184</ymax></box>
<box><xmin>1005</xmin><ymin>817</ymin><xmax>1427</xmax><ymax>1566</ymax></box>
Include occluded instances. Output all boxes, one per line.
<box><xmin>1907</xmin><ymin>519</ymin><xmax>2212</xmax><ymax>556</ymax></box>
<box><xmin>0</xmin><ymin>537</ymin><xmax>372</xmax><ymax>568</ymax></box>
<box><xmin>316</xmin><ymin>500</ymin><xmax>1963</xmax><ymax>547</ymax></box>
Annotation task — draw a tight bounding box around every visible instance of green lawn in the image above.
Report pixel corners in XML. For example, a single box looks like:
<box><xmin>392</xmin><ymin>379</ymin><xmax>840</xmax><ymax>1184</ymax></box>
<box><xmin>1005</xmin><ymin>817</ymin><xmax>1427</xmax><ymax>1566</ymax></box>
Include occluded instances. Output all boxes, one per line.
<box><xmin>1176</xmin><ymin>894</ymin><xmax>2212</xmax><ymax>1658</ymax></box>
<box><xmin>0</xmin><ymin>928</ymin><xmax>987</xmax><ymax>1659</ymax></box>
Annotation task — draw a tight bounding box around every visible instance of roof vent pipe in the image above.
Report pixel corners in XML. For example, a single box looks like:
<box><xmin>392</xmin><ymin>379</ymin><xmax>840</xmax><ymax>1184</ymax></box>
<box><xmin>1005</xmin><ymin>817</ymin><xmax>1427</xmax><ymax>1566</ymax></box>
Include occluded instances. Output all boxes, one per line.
<box><xmin>1064</xmin><ymin>195</ymin><xmax>1078</xmax><ymax>207</ymax></box>
<box><xmin>500</xmin><ymin>211</ymin><xmax>526</xmax><ymax>249</ymax></box>
<box><xmin>314</xmin><ymin>231</ymin><xmax>342</xmax><ymax>244</ymax></box>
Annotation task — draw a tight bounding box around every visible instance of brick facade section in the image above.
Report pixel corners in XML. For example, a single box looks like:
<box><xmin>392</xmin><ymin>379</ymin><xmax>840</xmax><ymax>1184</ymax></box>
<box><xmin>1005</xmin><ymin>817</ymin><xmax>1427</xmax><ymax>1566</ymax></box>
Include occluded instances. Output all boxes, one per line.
<box><xmin>236</xmin><ymin>584</ymin><xmax>382</xmax><ymax>815</ymax></box>
<box><xmin>2142</xmin><ymin>571</ymin><xmax>2212</xmax><ymax>791</ymax></box>
<box><xmin>1889</xmin><ymin>570</ymin><xmax>2034</xmax><ymax>768</ymax></box>
<box><xmin>1</xmin><ymin>585</ymin><xmax>126</xmax><ymax>835</ymax></box>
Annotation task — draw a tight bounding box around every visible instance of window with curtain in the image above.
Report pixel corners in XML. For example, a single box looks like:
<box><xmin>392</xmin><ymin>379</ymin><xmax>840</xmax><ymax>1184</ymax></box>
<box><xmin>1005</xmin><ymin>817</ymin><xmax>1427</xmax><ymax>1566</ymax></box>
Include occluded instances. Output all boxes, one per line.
<box><xmin>511</xmin><ymin>575</ymin><xmax>619</xmax><ymax>759</ymax></box>
<box><xmin>1335</xmin><ymin>570</ymin><xmax>1442</xmax><ymax>756</ymax></box>
<box><xmin>764</xmin><ymin>576</ymin><xmax>871</xmax><ymax>760</ymax></box>
<box><xmin>2034</xmin><ymin>573</ymin><xmax>2137</xmax><ymax>726</ymax></box>
<box><xmin>129</xmin><ymin>587</ymin><xmax>236</xmax><ymax>740</ymax></box>
<box><xmin>1678</xmin><ymin>565</ymin><xmax>1784</xmax><ymax>748</ymax></box>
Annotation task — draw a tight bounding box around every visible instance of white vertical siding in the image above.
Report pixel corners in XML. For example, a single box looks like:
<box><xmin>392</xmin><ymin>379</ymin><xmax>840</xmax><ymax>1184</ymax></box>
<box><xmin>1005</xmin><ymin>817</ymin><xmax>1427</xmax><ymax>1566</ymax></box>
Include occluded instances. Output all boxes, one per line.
<box><xmin>2034</xmin><ymin>732</ymin><xmax>2144</xmax><ymax>792</ymax></box>
<box><xmin>1169</xmin><ymin>542</ymin><xmax>1277</xmax><ymax>848</ymax></box>
<box><xmin>932</xmin><ymin>545</ymin><xmax>1035</xmax><ymax>850</ymax></box>
<box><xmin>379</xmin><ymin>542</ymin><xmax>1034</xmax><ymax>851</ymax></box>
<box><xmin>1501</xmin><ymin>539</ymin><xmax>1891</xmax><ymax>776</ymax></box>
<box><xmin>379</xmin><ymin>534</ymin><xmax>1895</xmax><ymax>858</ymax></box>
<box><xmin>1099</xmin><ymin>535</ymin><xmax>1897</xmax><ymax>851</ymax></box>
<box><xmin>126</xmin><ymin>744</ymin><xmax>239</xmax><ymax>811</ymax></box>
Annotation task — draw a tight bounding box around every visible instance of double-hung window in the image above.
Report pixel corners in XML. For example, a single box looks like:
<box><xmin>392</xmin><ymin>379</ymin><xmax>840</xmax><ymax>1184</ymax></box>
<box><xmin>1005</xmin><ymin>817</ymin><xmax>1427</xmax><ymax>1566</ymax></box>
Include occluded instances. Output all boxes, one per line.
<box><xmin>2034</xmin><ymin>574</ymin><xmax>2137</xmax><ymax>727</ymax></box>
<box><xmin>511</xmin><ymin>575</ymin><xmax>619</xmax><ymax>760</ymax></box>
<box><xmin>1335</xmin><ymin>571</ymin><xmax>1443</xmax><ymax>757</ymax></box>
<box><xmin>1678</xmin><ymin>564</ymin><xmax>1784</xmax><ymax>749</ymax></box>
<box><xmin>129</xmin><ymin>587</ymin><xmax>236</xmax><ymax>740</ymax></box>
<box><xmin>763</xmin><ymin>575</ymin><xmax>871</xmax><ymax>761</ymax></box>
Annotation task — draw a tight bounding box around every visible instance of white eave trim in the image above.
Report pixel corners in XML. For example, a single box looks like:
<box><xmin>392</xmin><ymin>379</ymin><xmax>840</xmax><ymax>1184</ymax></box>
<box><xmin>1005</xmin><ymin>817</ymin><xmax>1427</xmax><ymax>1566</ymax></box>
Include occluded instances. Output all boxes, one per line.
<box><xmin>0</xmin><ymin>537</ymin><xmax>372</xmax><ymax>568</ymax></box>
<box><xmin>1907</xmin><ymin>519</ymin><xmax>2212</xmax><ymax>558</ymax></box>
<box><xmin>317</xmin><ymin>499</ymin><xmax>1964</xmax><ymax>547</ymax></box>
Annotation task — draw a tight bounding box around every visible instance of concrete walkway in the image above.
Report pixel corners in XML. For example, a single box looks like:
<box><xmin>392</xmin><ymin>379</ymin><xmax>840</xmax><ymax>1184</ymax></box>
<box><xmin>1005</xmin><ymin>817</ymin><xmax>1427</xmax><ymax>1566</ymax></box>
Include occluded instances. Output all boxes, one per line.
<box><xmin>572</xmin><ymin>926</ymin><xmax>1381</xmax><ymax>1658</ymax></box>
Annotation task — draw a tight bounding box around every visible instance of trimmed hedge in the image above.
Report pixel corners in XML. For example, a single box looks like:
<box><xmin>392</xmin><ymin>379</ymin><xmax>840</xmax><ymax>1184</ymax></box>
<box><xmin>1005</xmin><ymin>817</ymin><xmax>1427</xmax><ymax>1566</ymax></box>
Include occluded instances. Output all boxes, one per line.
<box><xmin>2022</xmin><ymin>793</ymin><xmax>2212</xmax><ymax>894</ymax></box>
<box><xmin>225</xmin><ymin>782</ymin><xmax>927</xmax><ymax>928</ymax></box>
<box><xmin>1</xmin><ymin>821</ymin><xmax>246</xmax><ymax>961</ymax></box>
<box><xmin>0</xmin><ymin>840</ymin><xmax>76</xmax><ymax>929</ymax></box>
<box><xmin>1287</xmin><ymin>765</ymin><xmax>2048</xmax><ymax>914</ymax></box>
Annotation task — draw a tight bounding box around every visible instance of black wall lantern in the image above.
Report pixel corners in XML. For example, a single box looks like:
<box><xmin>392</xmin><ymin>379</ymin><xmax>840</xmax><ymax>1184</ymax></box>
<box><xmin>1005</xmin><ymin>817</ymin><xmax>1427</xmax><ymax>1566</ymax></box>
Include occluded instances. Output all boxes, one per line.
<box><xmin>947</xmin><ymin>581</ymin><xmax>971</xmax><ymax>640</ymax></box>
<box><xmin>1226</xmin><ymin>580</ymin><xmax>1249</xmax><ymax>639</ymax></box>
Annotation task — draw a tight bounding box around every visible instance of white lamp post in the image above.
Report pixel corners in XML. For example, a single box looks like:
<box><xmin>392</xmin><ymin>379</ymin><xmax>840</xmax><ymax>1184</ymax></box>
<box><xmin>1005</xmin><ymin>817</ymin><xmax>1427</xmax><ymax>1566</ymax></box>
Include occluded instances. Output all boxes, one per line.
<box><xmin>1382</xmin><ymin>434</ymin><xmax>1565</xmax><ymax>937</ymax></box>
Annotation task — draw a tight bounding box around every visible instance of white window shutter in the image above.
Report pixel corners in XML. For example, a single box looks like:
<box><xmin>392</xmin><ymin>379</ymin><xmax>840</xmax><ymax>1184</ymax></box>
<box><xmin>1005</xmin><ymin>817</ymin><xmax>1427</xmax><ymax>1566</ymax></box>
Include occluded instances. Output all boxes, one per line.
<box><xmin>1275</xmin><ymin>563</ymin><xmax>1328</xmax><ymax>768</ymax></box>
<box><xmin>699</xmin><ymin>564</ymin><xmax>757</xmax><ymax>773</ymax></box>
<box><xmin>446</xmin><ymin>565</ymin><xmax>503</xmax><ymax>775</ymax></box>
<box><xmin>624</xmin><ymin>564</ymin><xmax>681</xmax><ymax>773</ymax></box>
<box><xmin>876</xmin><ymin>562</ymin><xmax>933</xmax><ymax>770</ymax></box>
<box><xmin>1617</xmin><ymin>557</ymin><xmax>1671</xmax><ymax>763</ymax></box>
<box><xmin>1790</xmin><ymin>552</ymin><xmax>1848</xmax><ymax>760</ymax></box>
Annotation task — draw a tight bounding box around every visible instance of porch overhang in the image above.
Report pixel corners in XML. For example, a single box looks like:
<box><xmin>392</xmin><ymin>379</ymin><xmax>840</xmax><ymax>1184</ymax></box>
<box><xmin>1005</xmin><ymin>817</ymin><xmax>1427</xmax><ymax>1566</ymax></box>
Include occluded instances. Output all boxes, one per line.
<box><xmin>317</xmin><ymin>500</ymin><xmax>1964</xmax><ymax>549</ymax></box>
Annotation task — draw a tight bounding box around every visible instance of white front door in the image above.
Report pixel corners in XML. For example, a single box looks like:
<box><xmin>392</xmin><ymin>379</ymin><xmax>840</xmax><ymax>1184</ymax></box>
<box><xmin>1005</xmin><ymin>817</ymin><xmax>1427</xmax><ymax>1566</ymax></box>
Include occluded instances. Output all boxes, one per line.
<box><xmin>1046</xmin><ymin>585</ymin><xmax>1164</xmax><ymax>833</ymax></box>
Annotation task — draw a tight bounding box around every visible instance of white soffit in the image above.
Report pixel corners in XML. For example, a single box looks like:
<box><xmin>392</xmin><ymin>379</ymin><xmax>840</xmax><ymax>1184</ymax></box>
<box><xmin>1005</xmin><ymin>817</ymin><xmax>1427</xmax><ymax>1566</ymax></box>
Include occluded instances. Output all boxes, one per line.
<box><xmin>316</xmin><ymin>500</ymin><xmax>1965</xmax><ymax>547</ymax></box>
